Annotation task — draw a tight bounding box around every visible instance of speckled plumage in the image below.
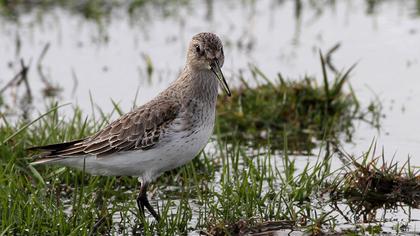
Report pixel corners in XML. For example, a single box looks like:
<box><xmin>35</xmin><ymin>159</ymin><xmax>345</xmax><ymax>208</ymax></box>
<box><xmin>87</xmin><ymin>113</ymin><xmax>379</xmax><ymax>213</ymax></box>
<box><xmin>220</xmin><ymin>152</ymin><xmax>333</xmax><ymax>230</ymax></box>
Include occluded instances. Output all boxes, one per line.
<box><xmin>28</xmin><ymin>32</ymin><xmax>229</xmax><ymax>221</ymax></box>
<box><xmin>31</xmin><ymin>33</ymin><xmax>224</xmax><ymax>181</ymax></box>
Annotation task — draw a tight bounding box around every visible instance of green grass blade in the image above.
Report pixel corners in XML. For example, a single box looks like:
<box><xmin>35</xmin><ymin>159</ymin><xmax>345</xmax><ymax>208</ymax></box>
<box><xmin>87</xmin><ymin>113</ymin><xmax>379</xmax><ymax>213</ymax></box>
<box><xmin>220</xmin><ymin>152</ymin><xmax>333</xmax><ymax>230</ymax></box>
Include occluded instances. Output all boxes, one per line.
<box><xmin>1</xmin><ymin>103</ymin><xmax>70</xmax><ymax>145</ymax></box>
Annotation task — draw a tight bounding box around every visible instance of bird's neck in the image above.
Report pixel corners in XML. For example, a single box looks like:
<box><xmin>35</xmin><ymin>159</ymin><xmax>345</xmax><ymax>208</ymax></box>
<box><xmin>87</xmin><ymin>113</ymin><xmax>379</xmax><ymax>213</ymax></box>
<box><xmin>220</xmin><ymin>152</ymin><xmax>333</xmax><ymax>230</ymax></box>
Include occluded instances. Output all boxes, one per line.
<box><xmin>177</xmin><ymin>66</ymin><xmax>219</xmax><ymax>105</ymax></box>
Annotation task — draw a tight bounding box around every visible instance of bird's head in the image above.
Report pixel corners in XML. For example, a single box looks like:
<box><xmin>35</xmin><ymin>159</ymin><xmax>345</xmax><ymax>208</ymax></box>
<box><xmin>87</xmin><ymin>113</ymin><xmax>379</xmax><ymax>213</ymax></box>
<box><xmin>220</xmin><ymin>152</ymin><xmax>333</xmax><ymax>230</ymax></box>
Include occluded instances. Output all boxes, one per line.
<box><xmin>187</xmin><ymin>32</ymin><xmax>231</xmax><ymax>96</ymax></box>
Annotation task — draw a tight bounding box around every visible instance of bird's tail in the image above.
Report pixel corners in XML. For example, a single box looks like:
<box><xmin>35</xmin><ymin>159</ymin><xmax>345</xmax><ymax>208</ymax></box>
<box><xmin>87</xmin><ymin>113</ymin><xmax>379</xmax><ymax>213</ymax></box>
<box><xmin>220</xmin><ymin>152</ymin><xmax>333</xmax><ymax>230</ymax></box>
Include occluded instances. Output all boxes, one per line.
<box><xmin>28</xmin><ymin>139</ymin><xmax>85</xmax><ymax>165</ymax></box>
<box><xmin>30</xmin><ymin>157</ymin><xmax>65</xmax><ymax>165</ymax></box>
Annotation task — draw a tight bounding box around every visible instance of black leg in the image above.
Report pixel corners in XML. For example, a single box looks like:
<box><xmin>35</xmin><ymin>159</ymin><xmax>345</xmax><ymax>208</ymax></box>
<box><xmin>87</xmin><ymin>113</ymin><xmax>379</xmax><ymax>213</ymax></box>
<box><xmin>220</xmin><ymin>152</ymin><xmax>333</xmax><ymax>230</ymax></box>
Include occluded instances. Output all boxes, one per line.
<box><xmin>136</xmin><ymin>182</ymin><xmax>160</xmax><ymax>222</ymax></box>
<box><xmin>136</xmin><ymin>190</ymin><xmax>145</xmax><ymax>216</ymax></box>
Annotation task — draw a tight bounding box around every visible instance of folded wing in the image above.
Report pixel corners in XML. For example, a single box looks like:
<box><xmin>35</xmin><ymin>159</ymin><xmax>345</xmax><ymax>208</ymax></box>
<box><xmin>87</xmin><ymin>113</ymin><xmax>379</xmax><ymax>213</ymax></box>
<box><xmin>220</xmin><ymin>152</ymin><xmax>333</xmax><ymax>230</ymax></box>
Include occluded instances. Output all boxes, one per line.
<box><xmin>29</xmin><ymin>99</ymin><xmax>181</xmax><ymax>162</ymax></box>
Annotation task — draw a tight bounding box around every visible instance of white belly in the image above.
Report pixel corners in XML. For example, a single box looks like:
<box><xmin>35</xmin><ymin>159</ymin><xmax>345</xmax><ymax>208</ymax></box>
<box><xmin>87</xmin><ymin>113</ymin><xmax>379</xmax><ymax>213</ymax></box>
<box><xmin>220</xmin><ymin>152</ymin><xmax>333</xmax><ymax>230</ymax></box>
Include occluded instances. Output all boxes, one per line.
<box><xmin>58</xmin><ymin>115</ymin><xmax>215</xmax><ymax>182</ymax></box>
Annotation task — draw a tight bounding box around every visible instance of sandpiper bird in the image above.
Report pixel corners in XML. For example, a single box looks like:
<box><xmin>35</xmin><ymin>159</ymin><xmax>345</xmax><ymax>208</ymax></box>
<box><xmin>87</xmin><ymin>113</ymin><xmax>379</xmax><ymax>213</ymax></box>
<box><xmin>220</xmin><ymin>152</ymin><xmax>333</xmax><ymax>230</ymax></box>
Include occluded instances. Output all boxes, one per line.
<box><xmin>28</xmin><ymin>32</ymin><xmax>231</xmax><ymax>221</ymax></box>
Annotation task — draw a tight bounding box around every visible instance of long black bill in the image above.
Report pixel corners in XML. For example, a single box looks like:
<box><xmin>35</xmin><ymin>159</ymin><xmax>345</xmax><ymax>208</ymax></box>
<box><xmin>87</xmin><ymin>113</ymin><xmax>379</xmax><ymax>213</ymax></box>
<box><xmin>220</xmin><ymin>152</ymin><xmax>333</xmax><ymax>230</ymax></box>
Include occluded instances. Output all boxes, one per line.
<box><xmin>210</xmin><ymin>60</ymin><xmax>231</xmax><ymax>96</ymax></box>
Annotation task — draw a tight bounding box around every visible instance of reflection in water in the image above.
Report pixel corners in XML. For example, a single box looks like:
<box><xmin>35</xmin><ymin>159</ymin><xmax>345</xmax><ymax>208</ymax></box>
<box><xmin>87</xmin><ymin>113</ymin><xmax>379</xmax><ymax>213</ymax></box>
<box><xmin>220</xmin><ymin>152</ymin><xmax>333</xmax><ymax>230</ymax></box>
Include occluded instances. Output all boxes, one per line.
<box><xmin>0</xmin><ymin>59</ymin><xmax>32</xmax><ymax>119</ymax></box>
<box><xmin>366</xmin><ymin>0</ymin><xmax>377</xmax><ymax>15</ymax></box>
<box><xmin>292</xmin><ymin>0</ymin><xmax>302</xmax><ymax>45</ymax></box>
<box><xmin>0</xmin><ymin>0</ymin><xmax>420</xmax><ymax>157</ymax></box>
<box><xmin>205</xmin><ymin>0</ymin><xmax>213</xmax><ymax>21</ymax></box>
<box><xmin>418</xmin><ymin>0</ymin><xmax>420</xmax><ymax>15</ymax></box>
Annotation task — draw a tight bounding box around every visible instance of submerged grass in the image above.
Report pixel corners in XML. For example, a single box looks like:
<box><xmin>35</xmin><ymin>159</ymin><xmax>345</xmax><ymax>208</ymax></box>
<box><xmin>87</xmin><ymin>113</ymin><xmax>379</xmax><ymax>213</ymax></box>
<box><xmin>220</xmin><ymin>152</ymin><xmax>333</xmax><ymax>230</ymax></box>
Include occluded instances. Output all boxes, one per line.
<box><xmin>216</xmin><ymin>53</ymin><xmax>381</xmax><ymax>153</ymax></box>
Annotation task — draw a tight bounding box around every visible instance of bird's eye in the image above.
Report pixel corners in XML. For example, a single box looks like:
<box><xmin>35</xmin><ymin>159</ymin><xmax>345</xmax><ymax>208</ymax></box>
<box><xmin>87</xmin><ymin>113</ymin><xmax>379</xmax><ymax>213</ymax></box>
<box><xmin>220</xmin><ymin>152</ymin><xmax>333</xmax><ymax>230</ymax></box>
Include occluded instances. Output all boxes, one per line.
<box><xmin>195</xmin><ymin>45</ymin><xmax>201</xmax><ymax>53</ymax></box>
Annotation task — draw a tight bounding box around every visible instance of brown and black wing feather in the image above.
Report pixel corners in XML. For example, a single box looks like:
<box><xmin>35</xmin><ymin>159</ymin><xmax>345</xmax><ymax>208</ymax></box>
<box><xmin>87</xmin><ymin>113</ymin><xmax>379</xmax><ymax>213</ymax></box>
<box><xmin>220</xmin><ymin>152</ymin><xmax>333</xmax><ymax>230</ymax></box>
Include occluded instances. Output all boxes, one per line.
<box><xmin>29</xmin><ymin>99</ymin><xmax>181</xmax><ymax>163</ymax></box>
<box><xmin>27</xmin><ymin>139</ymin><xmax>85</xmax><ymax>152</ymax></box>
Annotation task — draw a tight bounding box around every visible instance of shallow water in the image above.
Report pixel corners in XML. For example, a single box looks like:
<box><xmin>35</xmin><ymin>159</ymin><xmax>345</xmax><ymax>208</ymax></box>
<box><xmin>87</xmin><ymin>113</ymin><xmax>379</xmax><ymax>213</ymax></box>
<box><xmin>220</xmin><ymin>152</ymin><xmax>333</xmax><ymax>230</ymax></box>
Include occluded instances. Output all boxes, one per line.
<box><xmin>1</xmin><ymin>0</ymin><xmax>420</xmax><ymax>234</ymax></box>
<box><xmin>1</xmin><ymin>0</ymin><xmax>419</xmax><ymax>160</ymax></box>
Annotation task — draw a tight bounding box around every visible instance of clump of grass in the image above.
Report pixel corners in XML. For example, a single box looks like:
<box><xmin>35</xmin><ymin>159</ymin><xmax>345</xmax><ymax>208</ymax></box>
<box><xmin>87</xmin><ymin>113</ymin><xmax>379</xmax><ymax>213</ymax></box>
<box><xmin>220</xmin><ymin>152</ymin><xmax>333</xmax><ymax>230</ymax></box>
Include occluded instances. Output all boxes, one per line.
<box><xmin>331</xmin><ymin>146</ymin><xmax>420</xmax><ymax>222</ymax></box>
<box><xmin>0</xmin><ymin>103</ymin><xmax>121</xmax><ymax>234</ymax></box>
<box><xmin>0</xmin><ymin>100</ymin><xmax>416</xmax><ymax>235</ymax></box>
<box><xmin>203</xmin><ymin>219</ymin><xmax>295</xmax><ymax>235</ymax></box>
<box><xmin>216</xmin><ymin>53</ymin><xmax>380</xmax><ymax>153</ymax></box>
<box><xmin>196</xmin><ymin>135</ymin><xmax>337</xmax><ymax>234</ymax></box>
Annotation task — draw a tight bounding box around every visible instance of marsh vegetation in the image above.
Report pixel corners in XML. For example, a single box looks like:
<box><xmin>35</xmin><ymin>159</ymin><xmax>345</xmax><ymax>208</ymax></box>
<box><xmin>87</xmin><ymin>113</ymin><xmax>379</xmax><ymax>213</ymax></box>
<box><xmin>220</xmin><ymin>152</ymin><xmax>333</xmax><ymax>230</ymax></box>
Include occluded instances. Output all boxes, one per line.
<box><xmin>1</xmin><ymin>0</ymin><xmax>420</xmax><ymax>235</ymax></box>
<box><xmin>217</xmin><ymin>53</ymin><xmax>381</xmax><ymax>153</ymax></box>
